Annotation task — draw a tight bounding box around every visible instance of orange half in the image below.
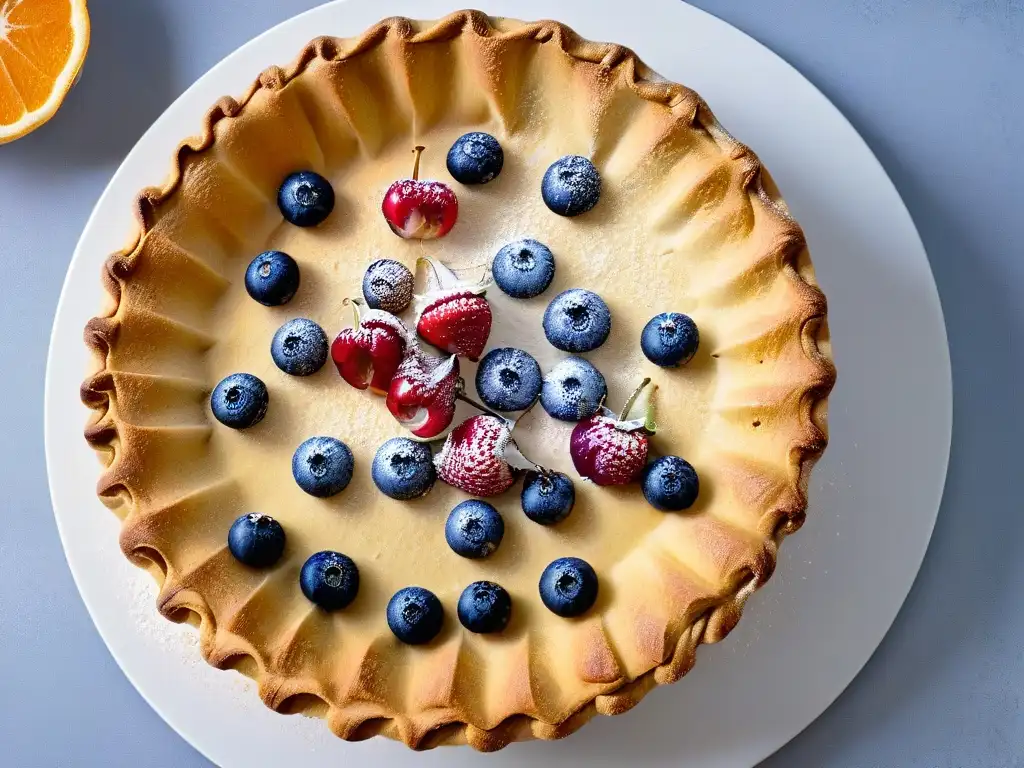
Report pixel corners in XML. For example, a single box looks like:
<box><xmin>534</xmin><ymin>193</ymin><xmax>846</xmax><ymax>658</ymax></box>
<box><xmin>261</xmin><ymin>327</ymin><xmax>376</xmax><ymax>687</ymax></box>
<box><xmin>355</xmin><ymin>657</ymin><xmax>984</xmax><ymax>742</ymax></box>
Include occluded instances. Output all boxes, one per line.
<box><xmin>0</xmin><ymin>0</ymin><xmax>90</xmax><ymax>144</ymax></box>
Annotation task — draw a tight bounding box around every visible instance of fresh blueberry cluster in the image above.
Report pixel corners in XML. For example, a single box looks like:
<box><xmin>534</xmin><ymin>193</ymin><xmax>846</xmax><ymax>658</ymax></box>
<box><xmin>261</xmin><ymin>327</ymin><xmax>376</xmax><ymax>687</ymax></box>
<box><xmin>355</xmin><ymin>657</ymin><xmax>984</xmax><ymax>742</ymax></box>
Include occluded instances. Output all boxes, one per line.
<box><xmin>215</xmin><ymin>171</ymin><xmax>366</xmax><ymax>619</ymax></box>
<box><xmin>212</xmin><ymin>137</ymin><xmax>705</xmax><ymax>647</ymax></box>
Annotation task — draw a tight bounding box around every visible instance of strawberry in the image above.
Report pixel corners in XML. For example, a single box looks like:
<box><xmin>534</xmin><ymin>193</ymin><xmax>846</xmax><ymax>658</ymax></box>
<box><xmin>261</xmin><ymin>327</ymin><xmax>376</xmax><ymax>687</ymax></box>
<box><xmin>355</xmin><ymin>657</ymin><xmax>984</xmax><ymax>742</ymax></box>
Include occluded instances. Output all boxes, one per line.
<box><xmin>434</xmin><ymin>415</ymin><xmax>518</xmax><ymax>497</ymax></box>
<box><xmin>416</xmin><ymin>290</ymin><xmax>492</xmax><ymax>362</ymax></box>
<box><xmin>411</xmin><ymin>257</ymin><xmax>492</xmax><ymax>362</ymax></box>
<box><xmin>569</xmin><ymin>379</ymin><xmax>658</xmax><ymax>486</ymax></box>
<box><xmin>331</xmin><ymin>302</ymin><xmax>410</xmax><ymax>394</ymax></box>
<box><xmin>386</xmin><ymin>349</ymin><xmax>460</xmax><ymax>439</ymax></box>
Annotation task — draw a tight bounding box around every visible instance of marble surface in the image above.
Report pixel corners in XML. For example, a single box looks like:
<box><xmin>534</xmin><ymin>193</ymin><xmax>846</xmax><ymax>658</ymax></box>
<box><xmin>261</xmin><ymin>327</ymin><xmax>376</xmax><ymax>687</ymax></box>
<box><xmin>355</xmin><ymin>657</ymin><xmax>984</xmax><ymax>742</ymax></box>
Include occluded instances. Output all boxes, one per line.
<box><xmin>1</xmin><ymin>1</ymin><xmax>1020</xmax><ymax>765</ymax></box>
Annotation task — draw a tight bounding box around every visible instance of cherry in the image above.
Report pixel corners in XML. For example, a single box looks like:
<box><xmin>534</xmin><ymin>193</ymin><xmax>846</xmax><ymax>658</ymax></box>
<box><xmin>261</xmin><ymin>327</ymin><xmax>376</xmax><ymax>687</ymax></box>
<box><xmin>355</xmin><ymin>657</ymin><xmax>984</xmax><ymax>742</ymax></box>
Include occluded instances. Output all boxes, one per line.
<box><xmin>382</xmin><ymin>146</ymin><xmax>459</xmax><ymax>240</ymax></box>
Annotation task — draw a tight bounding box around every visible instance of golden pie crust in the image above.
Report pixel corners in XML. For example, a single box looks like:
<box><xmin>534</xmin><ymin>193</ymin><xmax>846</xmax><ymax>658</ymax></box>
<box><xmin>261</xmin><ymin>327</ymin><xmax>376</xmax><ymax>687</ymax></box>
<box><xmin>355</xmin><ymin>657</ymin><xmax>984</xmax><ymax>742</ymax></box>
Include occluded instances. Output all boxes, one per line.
<box><xmin>81</xmin><ymin>10</ymin><xmax>835</xmax><ymax>752</ymax></box>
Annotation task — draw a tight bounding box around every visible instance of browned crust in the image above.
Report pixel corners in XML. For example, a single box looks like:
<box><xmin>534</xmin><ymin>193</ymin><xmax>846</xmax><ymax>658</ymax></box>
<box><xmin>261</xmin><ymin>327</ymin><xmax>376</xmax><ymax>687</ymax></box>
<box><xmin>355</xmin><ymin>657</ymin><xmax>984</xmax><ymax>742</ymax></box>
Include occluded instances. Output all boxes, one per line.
<box><xmin>81</xmin><ymin>10</ymin><xmax>836</xmax><ymax>751</ymax></box>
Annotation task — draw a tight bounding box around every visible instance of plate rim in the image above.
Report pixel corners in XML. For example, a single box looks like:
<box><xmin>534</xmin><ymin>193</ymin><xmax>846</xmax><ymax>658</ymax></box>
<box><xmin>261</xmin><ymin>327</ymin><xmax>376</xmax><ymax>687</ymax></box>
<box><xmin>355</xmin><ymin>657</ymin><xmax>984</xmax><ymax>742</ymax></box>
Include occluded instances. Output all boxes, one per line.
<box><xmin>45</xmin><ymin>0</ymin><xmax>951</xmax><ymax>765</ymax></box>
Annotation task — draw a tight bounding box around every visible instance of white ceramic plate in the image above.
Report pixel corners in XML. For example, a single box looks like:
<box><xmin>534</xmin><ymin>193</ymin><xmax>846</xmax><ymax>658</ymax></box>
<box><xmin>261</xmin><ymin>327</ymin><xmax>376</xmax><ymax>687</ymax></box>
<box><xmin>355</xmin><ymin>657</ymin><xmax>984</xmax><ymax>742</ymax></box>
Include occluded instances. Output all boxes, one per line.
<box><xmin>45</xmin><ymin>0</ymin><xmax>951</xmax><ymax>765</ymax></box>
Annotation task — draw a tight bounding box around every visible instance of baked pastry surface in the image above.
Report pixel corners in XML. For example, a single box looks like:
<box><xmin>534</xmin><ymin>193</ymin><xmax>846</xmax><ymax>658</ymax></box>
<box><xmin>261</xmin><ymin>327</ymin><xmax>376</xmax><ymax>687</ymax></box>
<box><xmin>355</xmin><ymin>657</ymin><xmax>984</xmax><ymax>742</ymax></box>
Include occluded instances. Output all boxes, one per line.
<box><xmin>81</xmin><ymin>10</ymin><xmax>835</xmax><ymax>751</ymax></box>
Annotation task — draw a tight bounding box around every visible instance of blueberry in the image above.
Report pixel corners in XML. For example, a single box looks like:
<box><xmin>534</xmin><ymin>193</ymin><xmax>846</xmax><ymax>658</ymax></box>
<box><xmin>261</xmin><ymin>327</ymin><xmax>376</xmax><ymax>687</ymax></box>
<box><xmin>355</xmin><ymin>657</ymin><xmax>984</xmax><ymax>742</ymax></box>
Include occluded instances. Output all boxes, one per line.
<box><xmin>211</xmin><ymin>373</ymin><xmax>268</xmax><ymax>429</ymax></box>
<box><xmin>228</xmin><ymin>513</ymin><xmax>285</xmax><ymax>568</ymax></box>
<box><xmin>642</xmin><ymin>456</ymin><xmax>700</xmax><ymax>511</ymax></box>
<box><xmin>362</xmin><ymin>258</ymin><xmax>414</xmax><ymax>313</ymax></box>
<box><xmin>521</xmin><ymin>471</ymin><xmax>575</xmax><ymax>525</ymax></box>
<box><xmin>457</xmin><ymin>581</ymin><xmax>512</xmax><ymax>634</ymax></box>
<box><xmin>446</xmin><ymin>132</ymin><xmax>504</xmax><ymax>185</ymax></box>
<box><xmin>387</xmin><ymin>586</ymin><xmax>444</xmax><ymax>645</ymax></box>
<box><xmin>475</xmin><ymin>347</ymin><xmax>542</xmax><ymax>412</ymax></box>
<box><xmin>539</xmin><ymin>557</ymin><xmax>598</xmax><ymax>617</ymax></box>
<box><xmin>641</xmin><ymin>312</ymin><xmax>699</xmax><ymax>367</ymax></box>
<box><xmin>491</xmin><ymin>239</ymin><xmax>555</xmax><ymax>299</ymax></box>
<box><xmin>300</xmin><ymin>551</ymin><xmax>359</xmax><ymax>611</ymax></box>
<box><xmin>541</xmin><ymin>155</ymin><xmax>601</xmax><ymax>217</ymax></box>
<box><xmin>245</xmin><ymin>250</ymin><xmax>300</xmax><ymax>306</ymax></box>
<box><xmin>540</xmin><ymin>357</ymin><xmax>607</xmax><ymax>422</ymax></box>
<box><xmin>271</xmin><ymin>318</ymin><xmax>328</xmax><ymax>376</ymax></box>
<box><xmin>278</xmin><ymin>170</ymin><xmax>335</xmax><ymax>227</ymax></box>
<box><xmin>292</xmin><ymin>436</ymin><xmax>354</xmax><ymax>497</ymax></box>
<box><xmin>445</xmin><ymin>500</ymin><xmax>504</xmax><ymax>559</ymax></box>
<box><xmin>543</xmin><ymin>289</ymin><xmax>611</xmax><ymax>353</ymax></box>
<box><xmin>371</xmin><ymin>437</ymin><xmax>436</xmax><ymax>500</ymax></box>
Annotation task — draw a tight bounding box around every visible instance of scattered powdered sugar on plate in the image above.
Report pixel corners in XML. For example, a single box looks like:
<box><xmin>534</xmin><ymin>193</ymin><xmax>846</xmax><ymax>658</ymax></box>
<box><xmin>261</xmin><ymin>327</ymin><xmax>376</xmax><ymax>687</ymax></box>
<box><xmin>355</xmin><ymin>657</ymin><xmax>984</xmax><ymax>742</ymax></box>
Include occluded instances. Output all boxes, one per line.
<box><xmin>121</xmin><ymin>558</ymin><xmax>255</xmax><ymax>698</ymax></box>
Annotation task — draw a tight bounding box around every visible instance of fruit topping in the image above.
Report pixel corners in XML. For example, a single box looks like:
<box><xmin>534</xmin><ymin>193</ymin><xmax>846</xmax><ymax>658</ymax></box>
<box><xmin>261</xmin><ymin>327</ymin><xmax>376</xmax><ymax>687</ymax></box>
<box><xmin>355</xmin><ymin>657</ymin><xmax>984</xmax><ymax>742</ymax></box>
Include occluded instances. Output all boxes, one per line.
<box><xmin>541</xmin><ymin>155</ymin><xmax>601</xmax><ymax>217</ymax></box>
<box><xmin>278</xmin><ymin>170</ymin><xmax>335</xmax><ymax>227</ymax></box>
<box><xmin>491</xmin><ymin>238</ymin><xmax>555</xmax><ymax>299</ymax></box>
<box><xmin>446</xmin><ymin>132</ymin><xmax>504</xmax><ymax>185</ymax></box>
<box><xmin>228</xmin><ymin>513</ymin><xmax>285</xmax><ymax>568</ymax></box>
<box><xmin>539</xmin><ymin>557</ymin><xmax>598</xmax><ymax>617</ymax></box>
<box><xmin>300</xmin><ymin>551</ymin><xmax>360</xmax><ymax>611</ymax></box>
<box><xmin>387</xmin><ymin>586</ymin><xmax>444</xmax><ymax>645</ymax></box>
<box><xmin>540</xmin><ymin>356</ymin><xmax>608</xmax><ymax>422</ymax></box>
<box><xmin>416</xmin><ymin>290</ymin><xmax>492</xmax><ymax>362</ymax></box>
<box><xmin>642</xmin><ymin>455</ymin><xmax>700</xmax><ymax>511</ymax></box>
<box><xmin>570</xmin><ymin>378</ymin><xmax>657</xmax><ymax>486</ymax></box>
<box><xmin>521</xmin><ymin>470</ymin><xmax>575</xmax><ymax>525</ymax></box>
<box><xmin>543</xmin><ymin>288</ymin><xmax>611</xmax><ymax>353</ymax></box>
<box><xmin>270</xmin><ymin>318</ymin><xmax>328</xmax><ymax>376</ymax></box>
<box><xmin>331</xmin><ymin>301</ymin><xmax>410</xmax><ymax>394</ymax></box>
<box><xmin>475</xmin><ymin>347</ymin><xmax>542</xmax><ymax>412</ymax></box>
<box><xmin>641</xmin><ymin>312</ymin><xmax>699</xmax><ymax>367</ymax></box>
<box><xmin>210</xmin><ymin>373</ymin><xmax>268</xmax><ymax>429</ymax></box>
<box><xmin>445</xmin><ymin>500</ymin><xmax>505</xmax><ymax>559</ymax></box>
<box><xmin>434</xmin><ymin>414</ymin><xmax>522</xmax><ymax>497</ymax></box>
<box><xmin>292</xmin><ymin>436</ymin><xmax>354</xmax><ymax>498</ymax></box>
<box><xmin>411</xmin><ymin>257</ymin><xmax>492</xmax><ymax>361</ymax></box>
<box><xmin>244</xmin><ymin>250</ymin><xmax>299</xmax><ymax>306</ymax></box>
<box><xmin>362</xmin><ymin>258</ymin><xmax>414</xmax><ymax>313</ymax></box>
<box><xmin>371</xmin><ymin>437</ymin><xmax>436</xmax><ymax>500</ymax></box>
<box><xmin>385</xmin><ymin>349</ymin><xmax>461</xmax><ymax>439</ymax></box>
<box><xmin>382</xmin><ymin>146</ymin><xmax>458</xmax><ymax>239</ymax></box>
<box><xmin>457</xmin><ymin>581</ymin><xmax>512</xmax><ymax>634</ymax></box>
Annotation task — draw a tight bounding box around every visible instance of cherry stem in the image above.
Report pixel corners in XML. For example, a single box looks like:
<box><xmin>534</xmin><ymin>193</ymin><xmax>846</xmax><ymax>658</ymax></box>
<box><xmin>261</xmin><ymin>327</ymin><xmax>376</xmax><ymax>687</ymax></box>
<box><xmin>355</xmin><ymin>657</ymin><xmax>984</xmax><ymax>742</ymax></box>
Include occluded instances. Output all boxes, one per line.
<box><xmin>454</xmin><ymin>382</ymin><xmax>506</xmax><ymax>422</ymax></box>
<box><xmin>619</xmin><ymin>377</ymin><xmax>652</xmax><ymax>421</ymax></box>
<box><xmin>411</xmin><ymin>145</ymin><xmax>425</xmax><ymax>181</ymax></box>
<box><xmin>507</xmin><ymin>436</ymin><xmax>546</xmax><ymax>474</ymax></box>
<box><xmin>452</xmin><ymin>380</ymin><xmax>545</xmax><ymax>471</ymax></box>
<box><xmin>416</xmin><ymin>256</ymin><xmax>442</xmax><ymax>292</ymax></box>
<box><xmin>341</xmin><ymin>297</ymin><xmax>362</xmax><ymax>327</ymax></box>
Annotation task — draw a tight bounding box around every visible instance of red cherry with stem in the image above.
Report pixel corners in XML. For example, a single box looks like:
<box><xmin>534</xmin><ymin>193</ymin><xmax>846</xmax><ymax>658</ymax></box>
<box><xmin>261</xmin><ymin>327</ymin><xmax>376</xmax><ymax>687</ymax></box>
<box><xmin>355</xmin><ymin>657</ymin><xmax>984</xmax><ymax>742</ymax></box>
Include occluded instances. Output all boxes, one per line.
<box><xmin>382</xmin><ymin>146</ymin><xmax>458</xmax><ymax>240</ymax></box>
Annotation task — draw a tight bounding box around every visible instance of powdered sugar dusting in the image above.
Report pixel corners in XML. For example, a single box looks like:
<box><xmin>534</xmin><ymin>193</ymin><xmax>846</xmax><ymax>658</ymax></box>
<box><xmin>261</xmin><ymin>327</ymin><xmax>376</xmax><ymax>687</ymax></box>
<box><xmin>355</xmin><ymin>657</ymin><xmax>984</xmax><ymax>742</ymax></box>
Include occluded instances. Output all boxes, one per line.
<box><xmin>435</xmin><ymin>415</ymin><xmax>516</xmax><ymax>496</ymax></box>
<box><xmin>551</xmin><ymin>155</ymin><xmax>601</xmax><ymax>199</ymax></box>
<box><xmin>570</xmin><ymin>416</ymin><xmax>650</xmax><ymax>485</ymax></box>
<box><xmin>392</xmin><ymin>178</ymin><xmax>456</xmax><ymax>207</ymax></box>
<box><xmin>360</xmin><ymin>308</ymin><xmax>412</xmax><ymax>341</ymax></box>
<box><xmin>363</xmin><ymin>258</ymin><xmax>413</xmax><ymax>312</ymax></box>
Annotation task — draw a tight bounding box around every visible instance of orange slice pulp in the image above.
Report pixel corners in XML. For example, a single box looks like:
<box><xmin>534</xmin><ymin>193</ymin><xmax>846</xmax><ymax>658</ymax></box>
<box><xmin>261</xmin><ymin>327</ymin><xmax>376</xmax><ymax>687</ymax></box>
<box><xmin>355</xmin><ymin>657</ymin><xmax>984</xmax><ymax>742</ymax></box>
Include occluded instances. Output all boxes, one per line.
<box><xmin>0</xmin><ymin>0</ymin><xmax>90</xmax><ymax>144</ymax></box>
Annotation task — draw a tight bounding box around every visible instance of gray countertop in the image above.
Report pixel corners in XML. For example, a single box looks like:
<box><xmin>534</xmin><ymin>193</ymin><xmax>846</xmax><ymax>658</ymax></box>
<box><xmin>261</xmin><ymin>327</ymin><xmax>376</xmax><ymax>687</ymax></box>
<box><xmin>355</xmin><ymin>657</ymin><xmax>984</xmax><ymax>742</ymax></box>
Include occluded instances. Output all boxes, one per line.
<box><xmin>2</xmin><ymin>1</ymin><xmax>1020</xmax><ymax>765</ymax></box>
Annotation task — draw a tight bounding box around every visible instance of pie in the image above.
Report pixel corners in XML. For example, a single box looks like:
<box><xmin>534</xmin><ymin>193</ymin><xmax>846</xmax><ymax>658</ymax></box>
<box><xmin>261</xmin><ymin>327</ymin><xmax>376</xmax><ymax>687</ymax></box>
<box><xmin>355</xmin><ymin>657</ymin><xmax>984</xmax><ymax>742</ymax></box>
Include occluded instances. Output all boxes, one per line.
<box><xmin>81</xmin><ymin>10</ymin><xmax>835</xmax><ymax>752</ymax></box>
